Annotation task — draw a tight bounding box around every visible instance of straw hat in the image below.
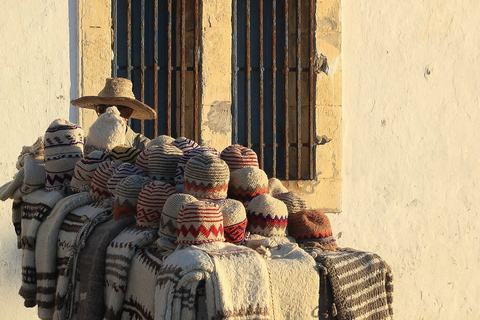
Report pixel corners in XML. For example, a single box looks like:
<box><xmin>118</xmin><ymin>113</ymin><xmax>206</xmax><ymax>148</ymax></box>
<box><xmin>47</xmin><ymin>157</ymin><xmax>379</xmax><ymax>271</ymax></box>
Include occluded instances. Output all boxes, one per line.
<box><xmin>70</xmin><ymin>77</ymin><xmax>157</xmax><ymax>120</ymax></box>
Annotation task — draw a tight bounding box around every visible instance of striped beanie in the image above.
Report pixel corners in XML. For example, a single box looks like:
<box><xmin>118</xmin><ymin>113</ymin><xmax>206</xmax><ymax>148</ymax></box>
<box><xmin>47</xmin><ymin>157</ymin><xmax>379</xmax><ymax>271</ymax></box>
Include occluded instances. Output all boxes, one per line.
<box><xmin>70</xmin><ymin>151</ymin><xmax>109</xmax><ymax>193</ymax></box>
<box><xmin>43</xmin><ymin>119</ymin><xmax>84</xmax><ymax>193</ymax></box>
<box><xmin>109</xmin><ymin>145</ymin><xmax>141</xmax><ymax>164</ymax></box>
<box><xmin>183</xmin><ymin>153</ymin><xmax>230</xmax><ymax>200</ymax></box>
<box><xmin>114</xmin><ymin>175</ymin><xmax>151</xmax><ymax>219</ymax></box>
<box><xmin>158</xmin><ymin>193</ymin><xmax>198</xmax><ymax>242</ymax></box>
<box><xmin>107</xmin><ymin>162</ymin><xmax>145</xmax><ymax>196</ymax></box>
<box><xmin>268</xmin><ymin>177</ymin><xmax>288</xmax><ymax>196</ymax></box>
<box><xmin>89</xmin><ymin>160</ymin><xmax>119</xmax><ymax>201</ymax></box>
<box><xmin>176</xmin><ymin>200</ymin><xmax>225</xmax><ymax>245</ymax></box>
<box><xmin>273</xmin><ymin>191</ymin><xmax>308</xmax><ymax>215</ymax></box>
<box><xmin>84</xmin><ymin>106</ymin><xmax>126</xmax><ymax>153</ymax></box>
<box><xmin>146</xmin><ymin>135</ymin><xmax>175</xmax><ymax>148</ymax></box>
<box><xmin>135</xmin><ymin>146</ymin><xmax>153</xmax><ymax>173</ymax></box>
<box><xmin>220</xmin><ymin>144</ymin><xmax>259</xmax><ymax>171</ymax></box>
<box><xmin>148</xmin><ymin>144</ymin><xmax>183</xmax><ymax>183</ymax></box>
<box><xmin>246</xmin><ymin>193</ymin><xmax>288</xmax><ymax>237</ymax></box>
<box><xmin>288</xmin><ymin>209</ymin><xmax>337</xmax><ymax>250</ymax></box>
<box><xmin>136</xmin><ymin>181</ymin><xmax>177</xmax><ymax>228</ymax></box>
<box><xmin>219</xmin><ymin>199</ymin><xmax>248</xmax><ymax>244</ymax></box>
<box><xmin>175</xmin><ymin>146</ymin><xmax>219</xmax><ymax>191</ymax></box>
<box><xmin>171</xmin><ymin>136</ymin><xmax>199</xmax><ymax>152</ymax></box>
<box><xmin>228</xmin><ymin>166</ymin><xmax>269</xmax><ymax>207</ymax></box>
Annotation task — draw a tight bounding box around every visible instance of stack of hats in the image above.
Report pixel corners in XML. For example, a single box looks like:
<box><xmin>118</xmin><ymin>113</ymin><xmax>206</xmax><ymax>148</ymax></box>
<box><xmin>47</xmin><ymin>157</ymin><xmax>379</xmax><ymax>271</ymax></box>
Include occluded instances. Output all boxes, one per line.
<box><xmin>43</xmin><ymin>119</ymin><xmax>84</xmax><ymax>193</ymax></box>
<box><xmin>288</xmin><ymin>209</ymin><xmax>337</xmax><ymax>250</ymax></box>
<box><xmin>109</xmin><ymin>145</ymin><xmax>141</xmax><ymax>164</ymax></box>
<box><xmin>148</xmin><ymin>144</ymin><xmax>183</xmax><ymax>183</ymax></box>
<box><xmin>220</xmin><ymin>144</ymin><xmax>259</xmax><ymax>171</ymax></box>
<box><xmin>172</xmin><ymin>137</ymin><xmax>199</xmax><ymax>152</ymax></box>
<box><xmin>113</xmin><ymin>175</ymin><xmax>151</xmax><ymax>219</ymax></box>
<box><xmin>246</xmin><ymin>193</ymin><xmax>288</xmax><ymax>237</ymax></box>
<box><xmin>158</xmin><ymin>193</ymin><xmax>198</xmax><ymax>242</ymax></box>
<box><xmin>176</xmin><ymin>200</ymin><xmax>225</xmax><ymax>245</ymax></box>
<box><xmin>228</xmin><ymin>166</ymin><xmax>269</xmax><ymax>207</ymax></box>
<box><xmin>70</xmin><ymin>151</ymin><xmax>109</xmax><ymax>193</ymax></box>
<box><xmin>136</xmin><ymin>181</ymin><xmax>177</xmax><ymax>228</ymax></box>
<box><xmin>183</xmin><ymin>153</ymin><xmax>230</xmax><ymax>200</ymax></box>
<box><xmin>174</xmin><ymin>146</ymin><xmax>219</xmax><ymax>191</ymax></box>
<box><xmin>107</xmin><ymin>163</ymin><xmax>145</xmax><ymax>196</ymax></box>
<box><xmin>84</xmin><ymin>106</ymin><xmax>126</xmax><ymax>154</ymax></box>
<box><xmin>219</xmin><ymin>199</ymin><xmax>248</xmax><ymax>244</ymax></box>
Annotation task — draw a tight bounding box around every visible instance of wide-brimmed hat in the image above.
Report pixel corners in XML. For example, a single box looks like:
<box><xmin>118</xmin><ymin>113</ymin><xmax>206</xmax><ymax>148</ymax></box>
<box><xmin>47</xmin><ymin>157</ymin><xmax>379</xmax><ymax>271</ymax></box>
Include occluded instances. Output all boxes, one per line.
<box><xmin>70</xmin><ymin>77</ymin><xmax>157</xmax><ymax>120</ymax></box>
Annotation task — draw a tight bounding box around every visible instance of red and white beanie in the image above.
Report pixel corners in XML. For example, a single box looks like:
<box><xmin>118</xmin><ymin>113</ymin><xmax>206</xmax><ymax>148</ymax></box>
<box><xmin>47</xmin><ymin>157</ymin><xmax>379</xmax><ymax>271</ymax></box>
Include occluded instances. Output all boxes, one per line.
<box><xmin>148</xmin><ymin>144</ymin><xmax>183</xmax><ymax>183</ymax></box>
<box><xmin>220</xmin><ymin>144</ymin><xmax>259</xmax><ymax>171</ymax></box>
<box><xmin>136</xmin><ymin>181</ymin><xmax>177</xmax><ymax>228</ymax></box>
<box><xmin>107</xmin><ymin>162</ymin><xmax>145</xmax><ymax>196</ymax></box>
<box><xmin>158</xmin><ymin>193</ymin><xmax>198</xmax><ymax>242</ymax></box>
<box><xmin>135</xmin><ymin>146</ymin><xmax>154</xmax><ymax>174</ymax></box>
<box><xmin>288</xmin><ymin>209</ymin><xmax>337</xmax><ymax>250</ymax></box>
<box><xmin>70</xmin><ymin>150</ymin><xmax>109</xmax><ymax>193</ymax></box>
<box><xmin>113</xmin><ymin>175</ymin><xmax>151</xmax><ymax>219</ymax></box>
<box><xmin>89</xmin><ymin>160</ymin><xmax>120</xmax><ymax>201</ymax></box>
<box><xmin>174</xmin><ymin>146</ymin><xmax>219</xmax><ymax>191</ymax></box>
<box><xmin>219</xmin><ymin>198</ymin><xmax>248</xmax><ymax>244</ymax></box>
<box><xmin>183</xmin><ymin>153</ymin><xmax>230</xmax><ymax>200</ymax></box>
<box><xmin>228</xmin><ymin>166</ymin><xmax>269</xmax><ymax>207</ymax></box>
<box><xmin>176</xmin><ymin>200</ymin><xmax>225</xmax><ymax>245</ymax></box>
<box><xmin>246</xmin><ymin>193</ymin><xmax>288</xmax><ymax>237</ymax></box>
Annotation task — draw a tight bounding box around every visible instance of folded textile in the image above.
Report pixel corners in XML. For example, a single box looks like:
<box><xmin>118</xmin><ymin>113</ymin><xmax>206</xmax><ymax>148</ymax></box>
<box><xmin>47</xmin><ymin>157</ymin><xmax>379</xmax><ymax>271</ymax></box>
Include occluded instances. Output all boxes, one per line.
<box><xmin>304</xmin><ymin>247</ymin><xmax>394</xmax><ymax>320</ymax></box>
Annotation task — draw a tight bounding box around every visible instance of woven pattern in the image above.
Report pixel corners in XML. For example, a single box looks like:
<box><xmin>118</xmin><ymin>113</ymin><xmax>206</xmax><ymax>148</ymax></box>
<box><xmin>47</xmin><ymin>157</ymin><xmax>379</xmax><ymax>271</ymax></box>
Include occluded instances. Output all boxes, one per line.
<box><xmin>171</xmin><ymin>136</ymin><xmax>199</xmax><ymax>152</ymax></box>
<box><xmin>246</xmin><ymin>193</ymin><xmax>288</xmax><ymax>237</ymax></box>
<box><xmin>109</xmin><ymin>145</ymin><xmax>141</xmax><ymax>163</ymax></box>
<box><xmin>136</xmin><ymin>181</ymin><xmax>177</xmax><ymax>228</ymax></box>
<box><xmin>228</xmin><ymin>166</ymin><xmax>269</xmax><ymax>207</ymax></box>
<box><xmin>273</xmin><ymin>191</ymin><xmax>308</xmax><ymax>215</ymax></box>
<box><xmin>107</xmin><ymin>162</ymin><xmax>144</xmax><ymax>196</ymax></box>
<box><xmin>183</xmin><ymin>153</ymin><xmax>230</xmax><ymax>200</ymax></box>
<box><xmin>288</xmin><ymin>209</ymin><xmax>337</xmax><ymax>250</ymax></box>
<box><xmin>89</xmin><ymin>160</ymin><xmax>116</xmax><ymax>201</ymax></box>
<box><xmin>158</xmin><ymin>193</ymin><xmax>198</xmax><ymax>242</ymax></box>
<box><xmin>220</xmin><ymin>144</ymin><xmax>259</xmax><ymax>171</ymax></box>
<box><xmin>175</xmin><ymin>146</ymin><xmax>219</xmax><ymax>190</ymax></box>
<box><xmin>114</xmin><ymin>175</ymin><xmax>151</xmax><ymax>219</ymax></box>
<box><xmin>148</xmin><ymin>144</ymin><xmax>183</xmax><ymax>183</ymax></box>
<box><xmin>70</xmin><ymin>151</ymin><xmax>109</xmax><ymax>193</ymax></box>
<box><xmin>219</xmin><ymin>199</ymin><xmax>247</xmax><ymax>244</ymax></box>
<box><xmin>176</xmin><ymin>201</ymin><xmax>225</xmax><ymax>244</ymax></box>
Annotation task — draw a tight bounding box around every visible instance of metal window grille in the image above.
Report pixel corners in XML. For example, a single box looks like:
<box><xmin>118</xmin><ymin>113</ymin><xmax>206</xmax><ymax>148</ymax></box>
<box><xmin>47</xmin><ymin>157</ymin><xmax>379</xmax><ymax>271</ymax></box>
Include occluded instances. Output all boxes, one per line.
<box><xmin>112</xmin><ymin>0</ymin><xmax>202</xmax><ymax>141</ymax></box>
<box><xmin>232</xmin><ymin>0</ymin><xmax>316</xmax><ymax>180</ymax></box>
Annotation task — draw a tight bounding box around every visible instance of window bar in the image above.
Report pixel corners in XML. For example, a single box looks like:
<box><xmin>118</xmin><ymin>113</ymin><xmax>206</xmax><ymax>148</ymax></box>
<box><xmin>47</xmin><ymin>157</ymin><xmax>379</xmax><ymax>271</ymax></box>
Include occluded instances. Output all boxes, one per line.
<box><xmin>153</xmin><ymin>0</ymin><xmax>159</xmax><ymax>138</ymax></box>
<box><xmin>167</xmin><ymin>0</ymin><xmax>173</xmax><ymax>135</ymax></box>
<box><xmin>272</xmin><ymin>0</ymin><xmax>277</xmax><ymax>177</ymax></box>
<box><xmin>259</xmin><ymin>0</ymin><xmax>264</xmax><ymax>168</ymax></box>
<box><xmin>309</xmin><ymin>0</ymin><xmax>315</xmax><ymax>180</ymax></box>
<box><xmin>180</xmin><ymin>0</ymin><xmax>186</xmax><ymax>137</ymax></box>
<box><xmin>139</xmin><ymin>0</ymin><xmax>146</xmax><ymax>135</ymax></box>
<box><xmin>113</xmin><ymin>0</ymin><xmax>118</xmax><ymax>77</ymax></box>
<box><xmin>127</xmin><ymin>0</ymin><xmax>132</xmax><ymax>80</ymax></box>
<box><xmin>246</xmin><ymin>0</ymin><xmax>252</xmax><ymax>149</ymax></box>
<box><xmin>232</xmin><ymin>0</ymin><xmax>239</xmax><ymax>144</ymax></box>
<box><xmin>194</xmin><ymin>0</ymin><xmax>200</xmax><ymax>141</ymax></box>
<box><xmin>284</xmin><ymin>0</ymin><xmax>289</xmax><ymax>179</ymax></box>
<box><xmin>296</xmin><ymin>0</ymin><xmax>302</xmax><ymax>179</ymax></box>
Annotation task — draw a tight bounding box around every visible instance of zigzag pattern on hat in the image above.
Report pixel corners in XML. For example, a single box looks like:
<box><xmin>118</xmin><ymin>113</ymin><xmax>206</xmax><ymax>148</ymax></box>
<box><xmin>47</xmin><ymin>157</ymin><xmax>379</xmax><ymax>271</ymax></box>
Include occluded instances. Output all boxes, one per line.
<box><xmin>227</xmin><ymin>186</ymin><xmax>268</xmax><ymax>204</ymax></box>
<box><xmin>183</xmin><ymin>182</ymin><xmax>228</xmax><ymax>198</ymax></box>
<box><xmin>158</xmin><ymin>213</ymin><xmax>177</xmax><ymax>241</ymax></box>
<box><xmin>224</xmin><ymin>219</ymin><xmax>248</xmax><ymax>244</ymax></box>
<box><xmin>136</xmin><ymin>181</ymin><xmax>176</xmax><ymax>228</ymax></box>
<box><xmin>177</xmin><ymin>224</ymin><xmax>224</xmax><ymax>241</ymax></box>
<box><xmin>114</xmin><ymin>201</ymin><xmax>137</xmax><ymax>220</ymax></box>
<box><xmin>174</xmin><ymin>146</ymin><xmax>219</xmax><ymax>188</ymax></box>
<box><xmin>247</xmin><ymin>214</ymin><xmax>288</xmax><ymax>228</ymax></box>
<box><xmin>89</xmin><ymin>185</ymin><xmax>111</xmax><ymax>200</ymax></box>
<box><xmin>45</xmin><ymin>173</ymin><xmax>74</xmax><ymax>185</ymax></box>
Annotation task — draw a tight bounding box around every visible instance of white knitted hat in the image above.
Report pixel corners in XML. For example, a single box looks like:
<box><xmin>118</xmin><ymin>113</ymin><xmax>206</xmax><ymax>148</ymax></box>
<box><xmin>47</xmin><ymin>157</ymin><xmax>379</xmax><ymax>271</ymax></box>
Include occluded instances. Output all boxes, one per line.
<box><xmin>246</xmin><ymin>193</ymin><xmax>288</xmax><ymax>237</ymax></box>
<box><xmin>228</xmin><ymin>166</ymin><xmax>269</xmax><ymax>207</ymax></box>
<box><xmin>84</xmin><ymin>106</ymin><xmax>126</xmax><ymax>152</ymax></box>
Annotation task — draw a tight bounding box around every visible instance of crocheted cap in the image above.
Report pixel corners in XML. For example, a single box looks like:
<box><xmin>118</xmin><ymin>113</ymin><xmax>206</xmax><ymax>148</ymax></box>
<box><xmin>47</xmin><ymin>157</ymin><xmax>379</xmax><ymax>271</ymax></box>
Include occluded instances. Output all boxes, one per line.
<box><xmin>246</xmin><ymin>193</ymin><xmax>288</xmax><ymax>237</ymax></box>
<box><xmin>219</xmin><ymin>198</ymin><xmax>248</xmax><ymax>244</ymax></box>
<box><xmin>183</xmin><ymin>153</ymin><xmax>230</xmax><ymax>200</ymax></box>
<box><xmin>43</xmin><ymin>119</ymin><xmax>84</xmax><ymax>193</ymax></box>
<box><xmin>171</xmin><ymin>136</ymin><xmax>199</xmax><ymax>152</ymax></box>
<box><xmin>158</xmin><ymin>193</ymin><xmax>198</xmax><ymax>241</ymax></box>
<box><xmin>84</xmin><ymin>106</ymin><xmax>126</xmax><ymax>152</ymax></box>
<box><xmin>109</xmin><ymin>145</ymin><xmax>141</xmax><ymax>164</ymax></box>
<box><xmin>114</xmin><ymin>175</ymin><xmax>151</xmax><ymax>219</ymax></box>
<box><xmin>288</xmin><ymin>209</ymin><xmax>337</xmax><ymax>250</ymax></box>
<box><xmin>107</xmin><ymin>162</ymin><xmax>144</xmax><ymax>196</ymax></box>
<box><xmin>146</xmin><ymin>135</ymin><xmax>175</xmax><ymax>148</ymax></box>
<box><xmin>135</xmin><ymin>146</ymin><xmax>152</xmax><ymax>173</ymax></box>
<box><xmin>148</xmin><ymin>144</ymin><xmax>183</xmax><ymax>183</ymax></box>
<box><xmin>89</xmin><ymin>160</ymin><xmax>119</xmax><ymax>201</ymax></box>
<box><xmin>220</xmin><ymin>144</ymin><xmax>259</xmax><ymax>171</ymax></box>
<box><xmin>136</xmin><ymin>181</ymin><xmax>177</xmax><ymax>228</ymax></box>
<box><xmin>176</xmin><ymin>200</ymin><xmax>225</xmax><ymax>245</ymax></box>
<box><xmin>268</xmin><ymin>177</ymin><xmax>288</xmax><ymax>196</ymax></box>
<box><xmin>273</xmin><ymin>191</ymin><xmax>308</xmax><ymax>215</ymax></box>
<box><xmin>70</xmin><ymin>151</ymin><xmax>109</xmax><ymax>193</ymax></box>
<box><xmin>228</xmin><ymin>166</ymin><xmax>269</xmax><ymax>207</ymax></box>
<box><xmin>175</xmin><ymin>146</ymin><xmax>219</xmax><ymax>191</ymax></box>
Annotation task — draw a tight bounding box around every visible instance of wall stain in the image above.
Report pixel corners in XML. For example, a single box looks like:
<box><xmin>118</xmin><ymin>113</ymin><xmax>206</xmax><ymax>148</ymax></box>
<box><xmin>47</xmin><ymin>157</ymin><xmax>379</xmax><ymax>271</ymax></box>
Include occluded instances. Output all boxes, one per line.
<box><xmin>204</xmin><ymin>100</ymin><xmax>231</xmax><ymax>134</ymax></box>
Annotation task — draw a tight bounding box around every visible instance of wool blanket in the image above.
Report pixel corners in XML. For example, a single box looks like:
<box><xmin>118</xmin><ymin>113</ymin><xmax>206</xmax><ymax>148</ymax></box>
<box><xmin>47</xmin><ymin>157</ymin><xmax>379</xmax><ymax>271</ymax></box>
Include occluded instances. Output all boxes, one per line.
<box><xmin>103</xmin><ymin>226</ymin><xmax>159</xmax><ymax>320</ymax></box>
<box><xmin>121</xmin><ymin>245</ymin><xmax>170</xmax><ymax>320</ymax></box>
<box><xmin>304</xmin><ymin>246</ymin><xmax>394</xmax><ymax>320</ymax></box>
<box><xmin>35</xmin><ymin>192</ymin><xmax>95</xmax><ymax>319</ymax></box>
<box><xmin>155</xmin><ymin>242</ymin><xmax>272</xmax><ymax>320</ymax></box>
<box><xmin>74</xmin><ymin>215</ymin><xmax>136</xmax><ymax>320</ymax></box>
<box><xmin>17</xmin><ymin>189</ymin><xmax>63</xmax><ymax>307</ymax></box>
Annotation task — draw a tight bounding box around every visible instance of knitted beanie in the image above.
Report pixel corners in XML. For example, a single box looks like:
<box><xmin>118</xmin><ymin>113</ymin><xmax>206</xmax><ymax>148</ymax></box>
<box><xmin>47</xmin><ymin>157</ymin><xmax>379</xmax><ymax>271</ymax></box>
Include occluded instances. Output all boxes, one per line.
<box><xmin>228</xmin><ymin>166</ymin><xmax>269</xmax><ymax>207</ymax></box>
<box><xmin>148</xmin><ymin>144</ymin><xmax>183</xmax><ymax>183</ymax></box>
<box><xmin>158</xmin><ymin>193</ymin><xmax>198</xmax><ymax>242</ymax></box>
<box><xmin>219</xmin><ymin>198</ymin><xmax>248</xmax><ymax>244</ymax></box>
<box><xmin>146</xmin><ymin>135</ymin><xmax>175</xmax><ymax>148</ymax></box>
<box><xmin>220</xmin><ymin>144</ymin><xmax>259</xmax><ymax>171</ymax></box>
<box><xmin>176</xmin><ymin>200</ymin><xmax>225</xmax><ymax>245</ymax></box>
<box><xmin>89</xmin><ymin>160</ymin><xmax>119</xmax><ymax>201</ymax></box>
<box><xmin>107</xmin><ymin>162</ymin><xmax>145</xmax><ymax>196</ymax></box>
<box><xmin>288</xmin><ymin>209</ymin><xmax>337</xmax><ymax>250</ymax></box>
<box><xmin>43</xmin><ymin>119</ymin><xmax>84</xmax><ymax>192</ymax></box>
<box><xmin>135</xmin><ymin>146</ymin><xmax>152</xmax><ymax>173</ymax></box>
<box><xmin>246</xmin><ymin>193</ymin><xmax>288</xmax><ymax>237</ymax></box>
<box><xmin>114</xmin><ymin>175</ymin><xmax>151</xmax><ymax>219</ymax></box>
<box><xmin>136</xmin><ymin>181</ymin><xmax>177</xmax><ymax>228</ymax></box>
<box><xmin>84</xmin><ymin>106</ymin><xmax>126</xmax><ymax>152</ymax></box>
<box><xmin>174</xmin><ymin>146</ymin><xmax>219</xmax><ymax>191</ymax></box>
<box><xmin>171</xmin><ymin>136</ymin><xmax>199</xmax><ymax>152</ymax></box>
<box><xmin>70</xmin><ymin>151</ymin><xmax>109</xmax><ymax>193</ymax></box>
<box><xmin>109</xmin><ymin>145</ymin><xmax>141</xmax><ymax>164</ymax></box>
<box><xmin>273</xmin><ymin>191</ymin><xmax>308</xmax><ymax>215</ymax></box>
<box><xmin>183</xmin><ymin>153</ymin><xmax>230</xmax><ymax>200</ymax></box>
<box><xmin>268</xmin><ymin>177</ymin><xmax>288</xmax><ymax>196</ymax></box>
